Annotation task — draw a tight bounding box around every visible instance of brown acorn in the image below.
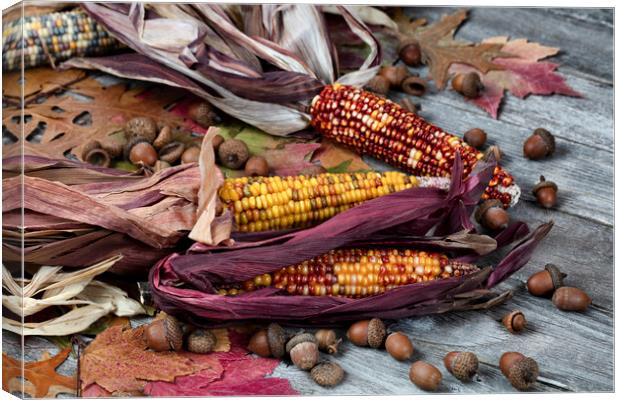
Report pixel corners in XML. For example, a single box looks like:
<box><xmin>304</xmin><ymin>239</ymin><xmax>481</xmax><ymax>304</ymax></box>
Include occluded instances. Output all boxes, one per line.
<box><xmin>248</xmin><ymin>329</ymin><xmax>271</xmax><ymax>357</ymax></box>
<box><xmin>523</xmin><ymin>128</ymin><xmax>555</xmax><ymax>160</ymax></box>
<box><xmin>218</xmin><ymin>139</ymin><xmax>250</xmax><ymax>169</ymax></box>
<box><xmin>129</xmin><ymin>141</ymin><xmax>158</xmax><ymax>167</ymax></box>
<box><xmin>187</xmin><ymin>101</ymin><xmax>219</xmax><ymax>128</ymax></box>
<box><xmin>145</xmin><ymin>315</ymin><xmax>183</xmax><ymax>352</ymax></box>
<box><xmin>526</xmin><ymin>264</ymin><xmax>566</xmax><ymax>297</ymax></box>
<box><xmin>347</xmin><ymin>318</ymin><xmax>386</xmax><ymax>348</ymax></box>
<box><xmin>286</xmin><ymin>333</ymin><xmax>319</xmax><ymax>370</ymax></box>
<box><xmin>267</xmin><ymin>323</ymin><xmax>287</xmax><ymax>359</ymax></box>
<box><xmin>452</xmin><ymin>72</ymin><xmax>483</xmax><ymax>98</ymax></box>
<box><xmin>187</xmin><ymin>329</ymin><xmax>216</xmax><ymax>353</ymax></box>
<box><xmin>385</xmin><ymin>332</ymin><xmax>414</xmax><ymax>361</ymax></box>
<box><xmin>409</xmin><ymin>361</ymin><xmax>442</xmax><ymax>391</ymax></box>
<box><xmin>499</xmin><ymin>352</ymin><xmax>539</xmax><ymax>390</ymax></box>
<box><xmin>552</xmin><ymin>287</ymin><xmax>591</xmax><ymax>312</ymax></box>
<box><xmin>245</xmin><ymin>156</ymin><xmax>269</xmax><ymax>177</ymax></box>
<box><xmin>379</xmin><ymin>65</ymin><xmax>409</xmax><ymax>88</ymax></box>
<box><xmin>463</xmin><ymin>128</ymin><xmax>487</xmax><ymax>149</ymax></box>
<box><xmin>311</xmin><ymin>362</ymin><xmax>345</xmax><ymax>387</ymax></box>
<box><xmin>125</xmin><ymin>116</ymin><xmax>158</xmax><ymax>143</ymax></box>
<box><xmin>532</xmin><ymin>176</ymin><xmax>558</xmax><ymax>209</ymax></box>
<box><xmin>100</xmin><ymin>139</ymin><xmax>124</xmax><ymax>159</ymax></box>
<box><xmin>315</xmin><ymin>329</ymin><xmax>342</xmax><ymax>354</ymax></box>
<box><xmin>502</xmin><ymin>310</ymin><xmax>527</xmax><ymax>333</ymax></box>
<box><xmin>444</xmin><ymin>351</ymin><xmax>479</xmax><ymax>381</ymax></box>
<box><xmin>365</xmin><ymin>75</ymin><xmax>391</xmax><ymax>95</ymax></box>
<box><xmin>181</xmin><ymin>146</ymin><xmax>201</xmax><ymax>164</ymax></box>
<box><xmin>475</xmin><ymin>199</ymin><xmax>510</xmax><ymax>231</ymax></box>
<box><xmin>399</xmin><ymin>40</ymin><xmax>421</xmax><ymax>67</ymax></box>
<box><xmin>158</xmin><ymin>141</ymin><xmax>185</xmax><ymax>164</ymax></box>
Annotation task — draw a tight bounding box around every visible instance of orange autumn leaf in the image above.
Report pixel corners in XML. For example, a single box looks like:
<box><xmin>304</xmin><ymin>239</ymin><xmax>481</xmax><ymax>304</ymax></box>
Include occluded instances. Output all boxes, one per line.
<box><xmin>2</xmin><ymin>348</ymin><xmax>76</xmax><ymax>398</ymax></box>
<box><xmin>313</xmin><ymin>139</ymin><xmax>370</xmax><ymax>173</ymax></box>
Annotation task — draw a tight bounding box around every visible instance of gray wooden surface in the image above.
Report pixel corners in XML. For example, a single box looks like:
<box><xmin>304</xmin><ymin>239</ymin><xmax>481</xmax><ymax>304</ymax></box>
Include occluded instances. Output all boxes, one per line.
<box><xmin>3</xmin><ymin>7</ymin><xmax>613</xmax><ymax>396</ymax></box>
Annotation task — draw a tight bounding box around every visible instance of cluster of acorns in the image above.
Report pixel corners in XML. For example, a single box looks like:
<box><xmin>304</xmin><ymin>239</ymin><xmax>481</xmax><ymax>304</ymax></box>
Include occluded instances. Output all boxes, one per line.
<box><xmin>143</xmin><ymin>315</ymin><xmax>218</xmax><ymax>354</ymax></box>
<box><xmin>527</xmin><ymin>264</ymin><xmax>592</xmax><ymax>312</ymax></box>
<box><xmin>211</xmin><ymin>134</ymin><xmax>271</xmax><ymax>177</ymax></box>
<box><xmin>366</xmin><ymin>64</ymin><xmax>428</xmax><ymax>98</ymax></box>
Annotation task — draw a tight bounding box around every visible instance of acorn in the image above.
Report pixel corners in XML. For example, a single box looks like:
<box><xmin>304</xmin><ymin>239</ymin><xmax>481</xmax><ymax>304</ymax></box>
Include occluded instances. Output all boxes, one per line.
<box><xmin>315</xmin><ymin>329</ymin><xmax>342</xmax><ymax>354</ymax></box>
<box><xmin>286</xmin><ymin>333</ymin><xmax>319</xmax><ymax>370</ymax></box>
<box><xmin>399</xmin><ymin>40</ymin><xmax>421</xmax><ymax>67</ymax></box>
<box><xmin>100</xmin><ymin>139</ymin><xmax>124</xmax><ymax>159</ymax></box>
<box><xmin>187</xmin><ymin>329</ymin><xmax>216</xmax><ymax>353</ymax></box>
<box><xmin>81</xmin><ymin>140</ymin><xmax>102</xmax><ymax>159</ymax></box>
<box><xmin>502</xmin><ymin>310</ymin><xmax>527</xmax><ymax>333</ymax></box>
<box><xmin>463</xmin><ymin>128</ymin><xmax>487</xmax><ymax>149</ymax></box>
<box><xmin>248</xmin><ymin>329</ymin><xmax>271</xmax><ymax>357</ymax></box>
<box><xmin>267</xmin><ymin>323</ymin><xmax>287</xmax><ymax>359</ymax></box>
<box><xmin>385</xmin><ymin>332</ymin><xmax>414</xmax><ymax>361</ymax></box>
<box><xmin>212</xmin><ymin>134</ymin><xmax>225</xmax><ymax>153</ymax></box>
<box><xmin>532</xmin><ymin>176</ymin><xmax>558</xmax><ymax>209</ymax></box>
<box><xmin>218</xmin><ymin>139</ymin><xmax>250</xmax><ymax>169</ymax></box>
<box><xmin>84</xmin><ymin>147</ymin><xmax>111</xmax><ymax>168</ymax></box>
<box><xmin>347</xmin><ymin>318</ymin><xmax>386</xmax><ymax>348</ymax></box>
<box><xmin>153</xmin><ymin>125</ymin><xmax>173</xmax><ymax>149</ymax></box>
<box><xmin>187</xmin><ymin>101</ymin><xmax>219</xmax><ymax>127</ymax></box>
<box><xmin>499</xmin><ymin>352</ymin><xmax>539</xmax><ymax>390</ymax></box>
<box><xmin>181</xmin><ymin>146</ymin><xmax>201</xmax><ymax>164</ymax></box>
<box><xmin>311</xmin><ymin>362</ymin><xmax>345</xmax><ymax>387</ymax></box>
<box><xmin>379</xmin><ymin>65</ymin><xmax>409</xmax><ymax>88</ymax></box>
<box><xmin>526</xmin><ymin>264</ymin><xmax>566</xmax><ymax>297</ymax></box>
<box><xmin>365</xmin><ymin>75</ymin><xmax>391</xmax><ymax>95</ymax></box>
<box><xmin>409</xmin><ymin>361</ymin><xmax>442</xmax><ymax>391</ymax></box>
<box><xmin>401</xmin><ymin>76</ymin><xmax>427</xmax><ymax>97</ymax></box>
<box><xmin>552</xmin><ymin>287</ymin><xmax>591</xmax><ymax>312</ymax></box>
<box><xmin>475</xmin><ymin>199</ymin><xmax>510</xmax><ymax>231</ymax></box>
<box><xmin>444</xmin><ymin>351</ymin><xmax>479</xmax><ymax>381</ymax></box>
<box><xmin>125</xmin><ymin>116</ymin><xmax>158</xmax><ymax>143</ymax></box>
<box><xmin>523</xmin><ymin>128</ymin><xmax>555</xmax><ymax>160</ymax></box>
<box><xmin>452</xmin><ymin>72</ymin><xmax>483</xmax><ymax>98</ymax></box>
<box><xmin>245</xmin><ymin>156</ymin><xmax>269</xmax><ymax>177</ymax></box>
<box><xmin>145</xmin><ymin>315</ymin><xmax>183</xmax><ymax>352</ymax></box>
<box><xmin>129</xmin><ymin>141</ymin><xmax>158</xmax><ymax>167</ymax></box>
<box><xmin>158</xmin><ymin>141</ymin><xmax>185</xmax><ymax>164</ymax></box>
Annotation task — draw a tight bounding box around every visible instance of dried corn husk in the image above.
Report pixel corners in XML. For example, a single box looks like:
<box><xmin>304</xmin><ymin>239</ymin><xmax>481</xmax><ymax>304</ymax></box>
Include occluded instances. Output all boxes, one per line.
<box><xmin>2</xmin><ymin>256</ymin><xmax>145</xmax><ymax>336</ymax></box>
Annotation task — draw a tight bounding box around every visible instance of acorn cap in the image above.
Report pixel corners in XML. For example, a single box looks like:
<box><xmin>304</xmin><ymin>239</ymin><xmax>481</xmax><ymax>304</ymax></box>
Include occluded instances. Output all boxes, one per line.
<box><xmin>532</xmin><ymin>176</ymin><xmax>558</xmax><ymax>195</ymax></box>
<box><xmin>311</xmin><ymin>362</ymin><xmax>345</xmax><ymax>387</ymax></box>
<box><xmin>532</xmin><ymin>128</ymin><xmax>555</xmax><ymax>155</ymax></box>
<box><xmin>153</xmin><ymin>125</ymin><xmax>173</xmax><ymax>149</ymax></box>
<box><xmin>286</xmin><ymin>333</ymin><xmax>317</xmax><ymax>353</ymax></box>
<box><xmin>507</xmin><ymin>357</ymin><xmax>539</xmax><ymax>390</ymax></box>
<box><xmin>84</xmin><ymin>147</ymin><xmax>111</xmax><ymax>168</ymax></box>
<box><xmin>367</xmin><ymin>318</ymin><xmax>386</xmax><ymax>348</ymax></box>
<box><xmin>474</xmin><ymin>199</ymin><xmax>503</xmax><ymax>223</ymax></box>
<box><xmin>187</xmin><ymin>329</ymin><xmax>216</xmax><ymax>353</ymax></box>
<box><xmin>158</xmin><ymin>141</ymin><xmax>185</xmax><ymax>164</ymax></box>
<box><xmin>125</xmin><ymin>116</ymin><xmax>158</xmax><ymax>143</ymax></box>
<box><xmin>446</xmin><ymin>352</ymin><xmax>479</xmax><ymax>381</ymax></box>
<box><xmin>502</xmin><ymin>310</ymin><xmax>527</xmax><ymax>333</ymax></box>
<box><xmin>164</xmin><ymin>315</ymin><xmax>184</xmax><ymax>351</ymax></box>
<box><xmin>545</xmin><ymin>263</ymin><xmax>567</xmax><ymax>290</ymax></box>
<box><xmin>267</xmin><ymin>323</ymin><xmax>286</xmax><ymax>358</ymax></box>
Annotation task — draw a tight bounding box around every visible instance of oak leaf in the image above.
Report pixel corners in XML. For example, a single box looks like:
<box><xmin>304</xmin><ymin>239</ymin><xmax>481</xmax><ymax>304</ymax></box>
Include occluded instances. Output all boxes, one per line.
<box><xmin>2</xmin><ymin>348</ymin><xmax>76</xmax><ymax>398</ymax></box>
<box><xmin>2</xmin><ymin>67</ymin><xmax>87</xmax><ymax>103</ymax></box>
<box><xmin>450</xmin><ymin>37</ymin><xmax>582</xmax><ymax>118</ymax></box>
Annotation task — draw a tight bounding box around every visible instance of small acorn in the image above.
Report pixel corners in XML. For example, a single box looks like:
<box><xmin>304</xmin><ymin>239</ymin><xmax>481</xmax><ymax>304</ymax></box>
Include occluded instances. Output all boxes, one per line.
<box><xmin>267</xmin><ymin>323</ymin><xmax>287</xmax><ymax>359</ymax></box>
<box><xmin>409</xmin><ymin>361</ymin><xmax>442</xmax><ymax>391</ymax></box>
<box><xmin>532</xmin><ymin>176</ymin><xmax>558</xmax><ymax>209</ymax></box>
<box><xmin>365</xmin><ymin>75</ymin><xmax>391</xmax><ymax>95</ymax></box>
<box><xmin>347</xmin><ymin>318</ymin><xmax>386</xmax><ymax>348</ymax></box>
<box><xmin>385</xmin><ymin>332</ymin><xmax>414</xmax><ymax>361</ymax></box>
<box><xmin>444</xmin><ymin>351</ymin><xmax>479</xmax><ymax>381</ymax></box>
<box><xmin>502</xmin><ymin>310</ymin><xmax>527</xmax><ymax>333</ymax></box>
<box><xmin>463</xmin><ymin>128</ymin><xmax>487</xmax><ymax>149</ymax></box>
<box><xmin>379</xmin><ymin>65</ymin><xmax>409</xmax><ymax>89</ymax></box>
<box><xmin>187</xmin><ymin>329</ymin><xmax>217</xmax><ymax>353</ymax></box>
<box><xmin>475</xmin><ymin>199</ymin><xmax>510</xmax><ymax>231</ymax></box>
<box><xmin>526</xmin><ymin>264</ymin><xmax>566</xmax><ymax>297</ymax></box>
<box><xmin>315</xmin><ymin>329</ymin><xmax>342</xmax><ymax>354</ymax></box>
<box><xmin>245</xmin><ymin>156</ymin><xmax>269</xmax><ymax>177</ymax></box>
<box><xmin>129</xmin><ymin>141</ymin><xmax>158</xmax><ymax>167</ymax></box>
<box><xmin>248</xmin><ymin>329</ymin><xmax>271</xmax><ymax>357</ymax></box>
<box><xmin>311</xmin><ymin>362</ymin><xmax>345</xmax><ymax>387</ymax></box>
<box><xmin>188</xmin><ymin>101</ymin><xmax>219</xmax><ymax>127</ymax></box>
<box><xmin>145</xmin><ymin>315</ymin><xmax>183</xmax><ymax>352</ymax></box>
<box><xmin>218</xmin><ymin>139</ymin><xmax>250</xmax><ymax>169</ymax></box>
<box><xmin>499</xmin><ymin>352</ymin><xmax>539</xmax><ymax>390</ymax></box>
<box><xmin>452</xmin><ymin>72</ymin><xmax>483</xmax><ymax>98</ymax></box>
<box><xmin>523</xmin><ymin>128</ymin><xmax>555</xmax><ymax>160</ymax></box>
<box><xmin>181</xmin><ymin>146</ymin><xmax>201</xmax><ymax>164</ymax></box>
<box><xmin>399</xmin><ymin>40</ymin><xmax>421</xmax><ymax>67</ymax></box>
<box><xmin>158</xmin><ymin>141</ymin><xmax>185</xmax><ymax>164</ymax></box>
<box><xmin>125</xmin><ymin>116</ymin><xmax>158</xmax><ymax>143</ymax></box>
<box><xmin>84</xmin><ymin>147</ymin><xmax>111</xmax><ymax>168</ymax></box>
<box><xmin>401</xmin><ymin>76</ymin><xmax>427</xmax><ymax>97</ymax></box>
<box><xmin>286</xmin><ymin>333</ymin><xmax>319</xmax><ymax>370</ymax></box>
<box><xmin>552</xmin><ymin>286</ymin><xmax>591</xmax><ymax>312</ymax></box>
<box><xmin>153</xmin><ymin>125</ymin><xmax>173</xmax><ymax>149</ymax></box>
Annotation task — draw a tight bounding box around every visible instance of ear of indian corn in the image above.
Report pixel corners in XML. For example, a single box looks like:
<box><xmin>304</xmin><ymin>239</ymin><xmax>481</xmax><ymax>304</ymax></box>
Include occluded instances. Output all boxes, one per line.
<box><xmin>219</xmin><ymin>171</ymin><xmax>450</xmax><ymax>233</ymax></box>
<box><xmin>310</xmin><ymin>84</ymin><xmax>519</xmax><ymax>207</ymax></box>
<box><xmin>217</xmin><ymin>248</ymin><xmax>478</xmax><ymax>297</ymax></box>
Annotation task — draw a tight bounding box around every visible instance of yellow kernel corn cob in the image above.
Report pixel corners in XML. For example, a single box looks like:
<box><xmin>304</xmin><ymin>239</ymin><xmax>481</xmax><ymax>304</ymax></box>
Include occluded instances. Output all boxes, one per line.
<box><xmin>310</xmin><ymin>84</ymin><xmax>519</xmax><ymax>207</ymax></box>
<box><xmin>217</xmin><ymin>248</ymin><xmax>478</xmax><ymax>298</ymax></box>
<box><xmin>219</xmin><ymin>171</ymin><xmax>450</xmax><ymax>233</ymax></box>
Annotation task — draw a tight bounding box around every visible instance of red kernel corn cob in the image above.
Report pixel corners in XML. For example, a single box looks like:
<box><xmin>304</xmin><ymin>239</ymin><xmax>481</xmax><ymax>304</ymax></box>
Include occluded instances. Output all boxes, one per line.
<box><xmin>310</xmin><ymin>84</ymin><xmax>519</xmax><ymax>207</ymax></box>
<box><xmin>219</xmin><ymin>171</ymin><xmax>449</xmax><ymax>233</ymax></box>
<box><xmin>217</xmin><ymin>248</ymin><xmax>478</xmax><ymax>298</ymax></box>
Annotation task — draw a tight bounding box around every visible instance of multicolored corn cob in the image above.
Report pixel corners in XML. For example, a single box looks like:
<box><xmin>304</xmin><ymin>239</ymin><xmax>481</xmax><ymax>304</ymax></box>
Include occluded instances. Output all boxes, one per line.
<box><xmin>2</xmin><ymin>8</ymin><xmax>123</xmax><ymax>71</ymax></box>
<box><xmin>217</xmin><ymin>248</ymin><xmax>479</xmax><ymax>297</ymax></box>
<box><xmin>219</xmin><ymin>171</ymin><xmax>450</xmax><ymax>233</ymax></box>
<box><xmin>310</xmin><ymin>84</ymin><xmax>519</xmax><ymax>207</ymax></box>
